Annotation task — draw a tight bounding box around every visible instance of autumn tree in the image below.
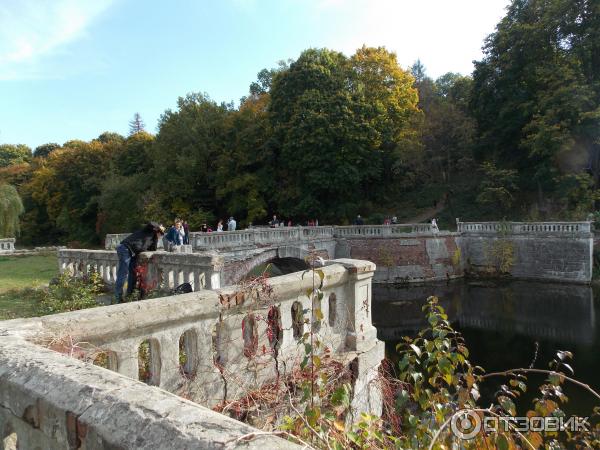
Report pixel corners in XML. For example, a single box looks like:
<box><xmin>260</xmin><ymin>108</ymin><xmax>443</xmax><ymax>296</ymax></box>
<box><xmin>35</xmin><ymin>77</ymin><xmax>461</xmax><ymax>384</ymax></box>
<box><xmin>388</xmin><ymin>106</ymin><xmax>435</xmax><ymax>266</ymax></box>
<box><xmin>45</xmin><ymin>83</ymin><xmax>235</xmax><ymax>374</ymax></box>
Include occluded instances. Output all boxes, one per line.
<box><xmin>33</xmin><ymin>143</ymin><xmax>60</xmax><ymax>158</ymax></box>
<box><xmin>0</xmin><ymin>144</ymin><xmax>31</xmax><ymax>167</ymax></box>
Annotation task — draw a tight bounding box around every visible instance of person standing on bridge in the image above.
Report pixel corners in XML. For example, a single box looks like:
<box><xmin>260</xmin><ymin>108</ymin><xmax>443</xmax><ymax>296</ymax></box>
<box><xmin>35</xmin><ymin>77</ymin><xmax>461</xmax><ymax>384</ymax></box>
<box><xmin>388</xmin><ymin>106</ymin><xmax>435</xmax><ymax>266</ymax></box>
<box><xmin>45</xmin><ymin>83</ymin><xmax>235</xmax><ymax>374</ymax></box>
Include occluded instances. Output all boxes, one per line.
<box><xmin>164</xmin><ymin>218</ymin><xmax>185</xmax><ymax>251</ymax></box>
<box><xmin>227</xmin><ymin>216</ymin><xmax>237</xmax><ymax>231</ymax></box>
<box><xmin>114</xmin><ymin>222</ymin><xmax>165</xmax><ymax>304</ymax></box>
<box><xmin>354</xmin><ymin>214</ymin><xmax>364</xmax><ymax>225</ymax></box>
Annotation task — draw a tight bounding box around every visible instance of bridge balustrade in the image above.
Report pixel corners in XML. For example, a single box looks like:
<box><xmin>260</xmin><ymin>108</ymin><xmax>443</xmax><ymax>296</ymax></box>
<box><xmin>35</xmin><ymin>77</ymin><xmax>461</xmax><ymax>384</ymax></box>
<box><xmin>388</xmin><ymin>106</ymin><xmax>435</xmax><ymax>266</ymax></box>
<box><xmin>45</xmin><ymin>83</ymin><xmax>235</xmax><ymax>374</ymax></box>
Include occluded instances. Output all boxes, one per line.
<box><xmin>457</xmin><ymin>221</ymin><xmax>591</xmax><ymax>235</ymax></box>
<box><xmin>58</xmin><ymin>249</ymin><xmax>223</xmax><ymax>290</ymax></box>
<box><xmin>0</xmin><ymin>260</ymin><xmax>382</xmax><ymax>449</ymax></box>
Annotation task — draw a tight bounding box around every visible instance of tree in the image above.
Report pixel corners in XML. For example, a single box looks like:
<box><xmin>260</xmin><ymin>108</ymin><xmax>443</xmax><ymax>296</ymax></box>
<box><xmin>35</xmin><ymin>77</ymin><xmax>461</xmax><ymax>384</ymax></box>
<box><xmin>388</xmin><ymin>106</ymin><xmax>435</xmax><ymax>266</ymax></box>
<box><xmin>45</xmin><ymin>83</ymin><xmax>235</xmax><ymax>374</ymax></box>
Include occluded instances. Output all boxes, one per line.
<box><xmin>215</xmin><ymin>94</ymin><xmax>272</xmax><ymax>224</ymax></box>
<box><xmin>150</xmin><ymin>93</ymin><xmax>231</xmax><ymax>221</ymax></box>
<box><xmin>476</xmin><ymin>161</ymin><xmax>518</xmax><ymax>213</ymax></box>
<box><xmin>26</xmin><ymin>141</ymin><xmax>114</xmax><ymax>244</ymax></box>
<box><xmin>33</xmin><ymin>143</ymin><xmax>60</xmax><ymax>158</ymax></box>
<box><xmin>0</xmin><ymin>184</ymin><xmax>24</xmax><ymax>237</ymax></box>
<box><xmin>95</xmin><ymin>132</ymin><xmax>125</xmax><ymax>144</ymax></box>
<box><xmin>471</xmin><ymin>0</ymin><xmax>600</xmax><ymax>206</ymax></box>
<box><xmin>129</xmin><ymin>113</ymin><xmax>145</xmax><ymax>135</ymax></box>
<box><xmin>0</xmin><ymin>144</ymin><xmax>31</xmax><ymax>167</ymax></box>
<box><xmin>269</xmin><ymin>47</ymin><xmax>421</xmax><ymax>221</ymax></box>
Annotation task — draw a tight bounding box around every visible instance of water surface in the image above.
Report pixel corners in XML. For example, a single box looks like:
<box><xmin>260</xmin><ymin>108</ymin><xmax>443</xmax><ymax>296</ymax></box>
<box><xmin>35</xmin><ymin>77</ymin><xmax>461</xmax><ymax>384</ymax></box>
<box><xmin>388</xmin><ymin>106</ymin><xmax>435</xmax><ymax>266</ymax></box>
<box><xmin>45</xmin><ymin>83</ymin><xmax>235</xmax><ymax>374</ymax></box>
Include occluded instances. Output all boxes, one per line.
<box><xmin>372</xmin><ymin>280</ymin><xmax>599</xmax><ymax>416</ymax></box>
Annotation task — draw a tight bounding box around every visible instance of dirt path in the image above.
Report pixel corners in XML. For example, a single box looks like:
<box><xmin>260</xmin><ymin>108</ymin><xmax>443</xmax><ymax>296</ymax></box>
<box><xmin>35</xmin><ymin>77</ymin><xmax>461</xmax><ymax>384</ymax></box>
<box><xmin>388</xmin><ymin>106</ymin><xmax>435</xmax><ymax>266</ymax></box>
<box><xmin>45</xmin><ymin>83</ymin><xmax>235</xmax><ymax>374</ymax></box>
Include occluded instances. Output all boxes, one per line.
<box><xmin>402</xmin><ymin>199</ymin><xmax>446</xmax><ymax>223</ymax></box>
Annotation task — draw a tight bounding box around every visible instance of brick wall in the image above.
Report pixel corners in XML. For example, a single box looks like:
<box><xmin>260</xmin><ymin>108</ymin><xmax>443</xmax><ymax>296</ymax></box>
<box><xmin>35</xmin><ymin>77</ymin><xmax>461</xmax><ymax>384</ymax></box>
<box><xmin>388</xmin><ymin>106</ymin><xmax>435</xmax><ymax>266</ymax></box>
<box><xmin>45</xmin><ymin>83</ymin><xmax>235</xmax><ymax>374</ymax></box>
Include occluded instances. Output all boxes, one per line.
<box><xmin>338</xmin><ymin>233</ymin><xmax>463</xmax><ymax>283</ymax></box>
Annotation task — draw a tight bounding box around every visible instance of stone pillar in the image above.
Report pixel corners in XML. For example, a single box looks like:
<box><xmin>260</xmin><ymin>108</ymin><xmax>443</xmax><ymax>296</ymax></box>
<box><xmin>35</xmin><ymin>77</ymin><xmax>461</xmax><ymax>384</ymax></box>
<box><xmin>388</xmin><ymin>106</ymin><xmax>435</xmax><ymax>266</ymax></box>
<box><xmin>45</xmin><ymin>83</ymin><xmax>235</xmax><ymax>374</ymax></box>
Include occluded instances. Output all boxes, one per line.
<box><xmin>332</xmin><ymin>259</ymin><xmax>384</xmax><ymax>419</ymax></box>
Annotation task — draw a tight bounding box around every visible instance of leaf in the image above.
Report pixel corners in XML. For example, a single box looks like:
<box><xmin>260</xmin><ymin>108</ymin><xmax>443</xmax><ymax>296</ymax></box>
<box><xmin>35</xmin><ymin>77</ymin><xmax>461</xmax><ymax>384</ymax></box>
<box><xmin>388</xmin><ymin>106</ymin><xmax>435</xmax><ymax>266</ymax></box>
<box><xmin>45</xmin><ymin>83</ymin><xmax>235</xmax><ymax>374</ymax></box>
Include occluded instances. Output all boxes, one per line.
<box><xmin>333</xmin><ymin>420</ymin><xmax>345</xmax><ymax>432</ymax></box>
<box><xmin>315</xmin><ymin>308</ymin><xmax>324</xmax><ymax>321</ymax></box>
<box><xmin>559</xmin><ymin>362</ymin><xmax>574</xmax><ymax>376</ymax></box>
<box><xmin>556</xmin><ymin>350</ymin><xmax>572</xmax><ymax>361</ymax></box>
<box><xmin>312</xmin><ymin>355</ymin><xmax>321</xmax><ymax>369</ymax></box>
<box><xmin>438</xmin><ymin>357</ymin><xmax>452</xmax><ymax>374</ymax></box>
<box><xmin>496</xmin><ymin>433</ymin><xmax>509</xmax><ymax>450</ymax></box>
<box><xmin>409</xmin><ymin>344</ymin><xmax>422</xmax><ymax>357</ymax></box>
<box><xmin>466</xmin><ymin>374</ymin><xmax>475</xmax><ymax>389</ymax></box>
<box><xmin>527</xmin><ymin>431</ymin><xmax>543</xmax><ymax>449</ymax></box>
<box><xmin>548</xmin><ymin>372</ymin><xmax>563</xmax><ymax>386</ymax></box>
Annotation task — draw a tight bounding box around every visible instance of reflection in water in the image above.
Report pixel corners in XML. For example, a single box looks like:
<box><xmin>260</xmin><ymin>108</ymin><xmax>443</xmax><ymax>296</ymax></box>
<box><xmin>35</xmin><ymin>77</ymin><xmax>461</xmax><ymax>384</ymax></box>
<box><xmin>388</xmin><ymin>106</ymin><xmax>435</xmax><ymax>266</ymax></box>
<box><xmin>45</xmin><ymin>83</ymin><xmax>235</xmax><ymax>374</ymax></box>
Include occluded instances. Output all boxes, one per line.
<box><xmin>373</xmin><ymin>281</ymin><xmax>595</xmax><ymax>345</ymax></box>
<box><xmin>372</xmin><ymin>280</ymin><xmax>599</xmax><ymax>415</ymax></box>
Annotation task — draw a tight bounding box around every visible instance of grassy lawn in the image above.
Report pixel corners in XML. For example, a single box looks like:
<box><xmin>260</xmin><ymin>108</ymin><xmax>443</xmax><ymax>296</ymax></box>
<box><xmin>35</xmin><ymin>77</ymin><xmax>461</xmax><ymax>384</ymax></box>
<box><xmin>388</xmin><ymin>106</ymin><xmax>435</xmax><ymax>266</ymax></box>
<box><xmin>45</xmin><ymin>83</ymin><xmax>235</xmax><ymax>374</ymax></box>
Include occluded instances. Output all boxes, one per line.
<box><xmin>0</xmin><ymin>253</ymin><xmax>58</xmax><ymax>320</ymax></box>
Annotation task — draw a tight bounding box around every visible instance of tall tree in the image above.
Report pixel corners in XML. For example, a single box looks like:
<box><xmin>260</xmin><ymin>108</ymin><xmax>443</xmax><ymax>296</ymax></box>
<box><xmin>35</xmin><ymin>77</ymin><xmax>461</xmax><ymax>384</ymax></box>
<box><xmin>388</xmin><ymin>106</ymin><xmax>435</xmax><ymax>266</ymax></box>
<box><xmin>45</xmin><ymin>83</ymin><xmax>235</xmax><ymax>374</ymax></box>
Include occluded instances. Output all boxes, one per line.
<box><xmin>471</xmin><ymin>0</ymin><xmax>600</xmax><ymax>209</ymax></box>
<box><xmin>0</xmin><ymin>144</ymin><xmax>31</xmax><ymax>167</ymax></box>
<box><xmin>33</xmin><ymin>143</ymin><xmax>60</xmax><ymax>158</ymax></box>
<box><xmin>129</xmin><ymin>113</ymin><xmax>146</xmax><ymax>135</ymax></box>
<box><xmin>0</xmin><ymin>184</ymin><xmax>24</xmax><ymax>238</ymax></box>
<box><xmin>150</xmin><ymin>93</ymin><xmax>231</xmax><ymax>223</ymax></box>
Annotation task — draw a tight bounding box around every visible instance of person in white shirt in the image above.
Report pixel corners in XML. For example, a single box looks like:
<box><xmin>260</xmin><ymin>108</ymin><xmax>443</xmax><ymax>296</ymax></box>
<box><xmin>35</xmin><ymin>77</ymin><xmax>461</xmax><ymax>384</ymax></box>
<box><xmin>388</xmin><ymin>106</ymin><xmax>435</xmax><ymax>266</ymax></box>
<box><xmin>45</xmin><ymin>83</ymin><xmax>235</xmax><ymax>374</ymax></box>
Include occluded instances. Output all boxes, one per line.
<box><xmin>227</xmin><ymin>217</ymin><xmax>237</xmax><ymax>231</ymax></box>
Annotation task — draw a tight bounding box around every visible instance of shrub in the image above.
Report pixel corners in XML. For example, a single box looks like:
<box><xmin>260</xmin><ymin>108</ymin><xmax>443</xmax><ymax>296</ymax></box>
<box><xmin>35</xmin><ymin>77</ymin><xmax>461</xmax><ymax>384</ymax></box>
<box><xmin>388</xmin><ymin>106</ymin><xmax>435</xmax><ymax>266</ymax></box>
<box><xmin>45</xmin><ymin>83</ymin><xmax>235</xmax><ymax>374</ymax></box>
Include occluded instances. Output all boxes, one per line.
<box><xmin>40</xmin><ymin>271</ymin><xmax>104</xmax><ymax>314</ymax></box>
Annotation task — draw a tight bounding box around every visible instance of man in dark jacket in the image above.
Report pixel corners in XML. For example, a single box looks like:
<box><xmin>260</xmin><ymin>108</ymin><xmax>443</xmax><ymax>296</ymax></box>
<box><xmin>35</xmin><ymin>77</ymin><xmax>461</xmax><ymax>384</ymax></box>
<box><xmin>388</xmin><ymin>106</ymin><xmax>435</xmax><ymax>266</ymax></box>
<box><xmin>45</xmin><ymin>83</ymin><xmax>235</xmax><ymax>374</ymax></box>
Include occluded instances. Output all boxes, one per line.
<box><xmin>114</xmin><ymin>222</ymin><xmax>165</xmax><ymax>303</ymax></box>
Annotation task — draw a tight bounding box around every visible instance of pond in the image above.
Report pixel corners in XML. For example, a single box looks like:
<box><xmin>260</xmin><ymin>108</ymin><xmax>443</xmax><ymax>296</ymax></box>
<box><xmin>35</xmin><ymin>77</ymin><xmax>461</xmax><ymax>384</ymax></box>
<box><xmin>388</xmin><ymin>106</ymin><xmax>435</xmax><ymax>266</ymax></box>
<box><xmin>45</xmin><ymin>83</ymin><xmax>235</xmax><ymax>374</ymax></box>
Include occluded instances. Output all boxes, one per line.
<box><xmin>372</xmin><ymin>280</ymin><xmax>599</xmax><ymax>417</ymax></box>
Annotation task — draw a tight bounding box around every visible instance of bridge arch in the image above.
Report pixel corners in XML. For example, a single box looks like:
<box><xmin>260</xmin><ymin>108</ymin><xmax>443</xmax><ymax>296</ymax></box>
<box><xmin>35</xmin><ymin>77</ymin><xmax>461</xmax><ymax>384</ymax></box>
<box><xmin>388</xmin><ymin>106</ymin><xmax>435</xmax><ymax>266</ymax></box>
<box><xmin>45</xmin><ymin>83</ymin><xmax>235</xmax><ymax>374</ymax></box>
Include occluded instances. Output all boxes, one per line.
<box><xmin>221</xmin><ymin>247</ymin><xmax>312</xmax><ymax>285</ymax></box>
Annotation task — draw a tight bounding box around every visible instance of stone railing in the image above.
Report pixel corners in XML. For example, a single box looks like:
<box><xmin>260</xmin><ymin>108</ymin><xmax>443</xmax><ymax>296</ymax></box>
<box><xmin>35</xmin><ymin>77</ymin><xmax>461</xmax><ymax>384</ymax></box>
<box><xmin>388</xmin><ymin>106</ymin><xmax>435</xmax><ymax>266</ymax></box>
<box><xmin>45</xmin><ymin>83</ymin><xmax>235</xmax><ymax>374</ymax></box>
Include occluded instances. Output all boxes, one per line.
<box><xmin>333</xmin><ymin>223</ymin><xmax>433</xmax><ymax>237</ymax></box>
<box><xmin>106</xmin><ymin>227</ymin><xmax>337</xmax><ymax>251</ymax></box>
<box><xmin>58</xmin><ymin>249</ymin><xmax>224</xmax><ymax>290</ymax></box>
<box><xmin>105</xmin><ymin>224</ymin><xmax>440</xmax><ymax>251</ymax></box>
<box><xmin>0</xmin><ymin>339</ymin><xmax>297</xmax><ymax>449</ymax></box>
<box><xmin>457</xmin><ymin>221</ymin><xmax>592</xmax><ymax>235</ymax></box>
<box><xmin>0</xmin><ymin>237</ymin><xmax>15</xmax><ymax>254</ymax></box>
<box><xmin>0</xmin><ymin>259</ymin><xmax>383</xmax><ymax>448</ymax></box>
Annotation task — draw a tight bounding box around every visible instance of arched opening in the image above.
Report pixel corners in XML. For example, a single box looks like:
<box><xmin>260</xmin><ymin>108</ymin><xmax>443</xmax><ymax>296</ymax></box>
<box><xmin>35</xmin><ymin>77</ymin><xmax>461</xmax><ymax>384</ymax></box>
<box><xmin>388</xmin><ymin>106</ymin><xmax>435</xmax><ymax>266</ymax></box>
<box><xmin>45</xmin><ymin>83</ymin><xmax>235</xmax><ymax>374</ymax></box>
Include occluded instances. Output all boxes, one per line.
<box><xmin>245</xmin><ymin>257</ymin><xmax>310</xmax><ymax>279</ymax></box>
<box><xmin>242</xmin><ymin>314</ymin><xmax>258</xmax><ymax>358</ymax></box>
<box><xmin>328</xmin><ymin>293</ymin><xmax>337</xmax><ymax>327</ymax></box>
<box><xmin>291</xmin><ymin>301</ymin><xmax>304</xmax><ymax>340</ymax></box>
<box><xmin>267</xmin><ymin>305</ymin><xmax>283</xmax><ymax>354</ymax></box>
<box><xmin>93</xmin><ymin>350</ymin><xmax>118</xmax><ymax>371</ymax></box>
<box><xmin>179</xmin><ymin>329</ymin><xmax>198</xmax><ymax>378</ymax></box>
<box><xmin>138</xmin><ymin>338</ymin><xmax>161</xmax><ymax>385</ymax></box>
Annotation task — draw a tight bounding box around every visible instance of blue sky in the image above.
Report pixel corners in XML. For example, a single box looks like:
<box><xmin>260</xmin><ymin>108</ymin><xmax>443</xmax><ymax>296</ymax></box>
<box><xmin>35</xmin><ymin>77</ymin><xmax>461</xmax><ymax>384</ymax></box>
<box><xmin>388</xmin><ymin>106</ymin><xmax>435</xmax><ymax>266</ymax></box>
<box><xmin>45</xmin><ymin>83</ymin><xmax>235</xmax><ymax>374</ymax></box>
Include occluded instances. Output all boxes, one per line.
<box><xmin>0</xmin><ymin>0</ymin><xmax>510</xmax><ymax>150</ymax></box>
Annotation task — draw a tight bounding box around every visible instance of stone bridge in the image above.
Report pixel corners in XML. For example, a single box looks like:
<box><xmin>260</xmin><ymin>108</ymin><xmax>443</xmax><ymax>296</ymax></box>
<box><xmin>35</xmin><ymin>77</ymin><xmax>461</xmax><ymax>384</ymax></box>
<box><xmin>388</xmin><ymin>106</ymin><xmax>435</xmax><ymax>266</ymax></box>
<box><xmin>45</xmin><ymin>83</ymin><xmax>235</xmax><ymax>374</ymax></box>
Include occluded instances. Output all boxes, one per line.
<box><xmin>0</xmin><ymin>259</ymin><xmax>383</xmax><ymax>449</ymax></box>
<box><xmin>96</xmin><ymin>221</ymin><xmax>593</xmax><ymax>286</ymax></box>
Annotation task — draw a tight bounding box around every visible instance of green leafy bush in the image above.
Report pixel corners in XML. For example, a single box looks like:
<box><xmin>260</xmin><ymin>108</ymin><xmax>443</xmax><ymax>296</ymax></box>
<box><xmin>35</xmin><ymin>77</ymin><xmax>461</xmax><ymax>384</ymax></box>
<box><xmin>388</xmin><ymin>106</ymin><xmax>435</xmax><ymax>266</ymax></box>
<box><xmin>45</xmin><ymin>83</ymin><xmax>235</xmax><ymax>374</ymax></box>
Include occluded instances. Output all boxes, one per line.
<box><xmin>40</xmin><ymin>271</ymin><xmax>104</xmax><ymax>314</ymax></box>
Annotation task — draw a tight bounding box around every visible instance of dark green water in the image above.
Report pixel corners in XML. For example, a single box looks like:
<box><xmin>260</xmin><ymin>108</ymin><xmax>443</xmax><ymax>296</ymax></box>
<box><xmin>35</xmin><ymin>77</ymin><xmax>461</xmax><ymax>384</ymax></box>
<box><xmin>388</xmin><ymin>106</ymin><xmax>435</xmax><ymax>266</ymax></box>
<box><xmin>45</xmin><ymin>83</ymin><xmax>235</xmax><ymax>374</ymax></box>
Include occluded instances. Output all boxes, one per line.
<box><xmin>372</xmin><ymin>280</ymin><xmax>599</xmax><ymax>417</ymax></box>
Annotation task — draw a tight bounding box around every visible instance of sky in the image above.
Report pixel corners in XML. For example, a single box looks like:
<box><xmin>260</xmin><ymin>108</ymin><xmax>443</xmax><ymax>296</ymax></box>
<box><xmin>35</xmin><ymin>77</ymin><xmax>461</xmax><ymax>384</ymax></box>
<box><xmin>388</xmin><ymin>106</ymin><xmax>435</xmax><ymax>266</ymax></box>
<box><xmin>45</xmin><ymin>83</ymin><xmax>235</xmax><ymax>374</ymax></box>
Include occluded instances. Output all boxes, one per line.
<box><xmin>0</xmin><ymin>0</ymin><xmax>511</xmax><ymax>150</ymax></box>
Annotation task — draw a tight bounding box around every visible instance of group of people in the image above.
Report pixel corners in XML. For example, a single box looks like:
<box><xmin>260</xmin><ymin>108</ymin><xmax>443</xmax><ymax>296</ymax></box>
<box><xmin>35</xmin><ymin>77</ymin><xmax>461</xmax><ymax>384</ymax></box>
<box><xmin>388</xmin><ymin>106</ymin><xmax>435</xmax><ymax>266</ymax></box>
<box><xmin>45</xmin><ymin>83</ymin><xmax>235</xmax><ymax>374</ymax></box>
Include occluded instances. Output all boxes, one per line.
<box><xmin>267</xmin><ymin>215</ymin><xmax>318</xmax><ymax>228</ymax></box>
<box><xmin>199</xmin><ymin>217</ymin><xmax>237</xmax><ymax>233</ymax></box>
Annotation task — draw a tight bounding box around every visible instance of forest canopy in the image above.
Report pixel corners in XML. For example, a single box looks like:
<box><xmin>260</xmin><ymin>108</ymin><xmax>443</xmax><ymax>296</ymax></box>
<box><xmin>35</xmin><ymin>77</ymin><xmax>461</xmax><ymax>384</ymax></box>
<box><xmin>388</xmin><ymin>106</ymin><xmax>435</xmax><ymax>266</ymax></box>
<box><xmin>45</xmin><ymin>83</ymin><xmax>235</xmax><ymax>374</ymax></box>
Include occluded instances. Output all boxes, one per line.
<box><xmin>1</xmin><ymin>0</ymin><xmax>598</xmax><ymax>246</ymax></box>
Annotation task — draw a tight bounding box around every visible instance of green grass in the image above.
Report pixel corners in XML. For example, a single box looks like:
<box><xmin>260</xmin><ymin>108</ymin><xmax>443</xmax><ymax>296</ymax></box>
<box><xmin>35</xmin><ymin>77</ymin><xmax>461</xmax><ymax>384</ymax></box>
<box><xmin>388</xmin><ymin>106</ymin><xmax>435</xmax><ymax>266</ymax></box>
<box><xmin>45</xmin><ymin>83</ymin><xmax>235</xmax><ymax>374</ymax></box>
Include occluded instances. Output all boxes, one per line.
<box><xmin>0</xmin><ymin>253</ymin><xmax>58</xmax><ymax>320</ymax></box>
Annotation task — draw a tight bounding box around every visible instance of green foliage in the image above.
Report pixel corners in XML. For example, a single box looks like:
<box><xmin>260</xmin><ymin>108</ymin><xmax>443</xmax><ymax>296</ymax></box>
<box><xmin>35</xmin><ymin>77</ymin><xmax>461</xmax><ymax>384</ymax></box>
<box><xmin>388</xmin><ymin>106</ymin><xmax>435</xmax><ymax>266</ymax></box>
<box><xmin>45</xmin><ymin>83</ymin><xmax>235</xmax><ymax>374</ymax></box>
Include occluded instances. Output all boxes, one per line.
<box><xmin>471</xmin><ymin>0</ymin><xmax>600</xmax><ymax>204</ymax></box>
<box><xmin>0</xmin><ymin>184</ymin><xmax>24</xmax><ymax>237</ymax></box>
<box><xmin>33</xmin><ymin>143</ymin><xmax>60</xmax><ymax>158</ymax></box>
<box><xmin>39</xmin><ymin>271</ymin><xmax>103</xmax><ymax>314</ymax></box>
<box><xmin>0</xmin><ymin>144</ymin><xmax>31</xmax><ymax>168</ymax></box>
<box><xmin>476</xmin><ymin>161</ymin><xmax>518</xmax><ymax>212</ymax></box>
<box><xmin>270</xmin><ymin>47</ymin><xmax>421</xmax><ymax>221</ymax></box>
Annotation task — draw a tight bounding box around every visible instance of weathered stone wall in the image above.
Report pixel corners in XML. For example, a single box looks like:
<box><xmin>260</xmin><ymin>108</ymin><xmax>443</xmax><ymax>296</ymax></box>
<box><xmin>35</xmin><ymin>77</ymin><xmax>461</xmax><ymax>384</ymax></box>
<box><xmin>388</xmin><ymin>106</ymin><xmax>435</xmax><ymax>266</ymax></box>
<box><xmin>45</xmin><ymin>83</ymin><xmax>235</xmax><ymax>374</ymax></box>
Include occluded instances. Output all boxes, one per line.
<box><xmin>459</xmin><ymin>222</ymin><xmax>593</xmax><ymax>283</ymax></box>
<box><xmin>0</xmin><ymin>259</ymin><xmax>384</xmax><ymax>448</ymax></box>
<box><xmin>335</xmin><ymin>233</ymin><xmax>463</xmax><ymax>283</ymax></box>
<box><xmin>0</xmin><ymin>337</ymin><xmax>298</xmax><ymax>450</ymax></box>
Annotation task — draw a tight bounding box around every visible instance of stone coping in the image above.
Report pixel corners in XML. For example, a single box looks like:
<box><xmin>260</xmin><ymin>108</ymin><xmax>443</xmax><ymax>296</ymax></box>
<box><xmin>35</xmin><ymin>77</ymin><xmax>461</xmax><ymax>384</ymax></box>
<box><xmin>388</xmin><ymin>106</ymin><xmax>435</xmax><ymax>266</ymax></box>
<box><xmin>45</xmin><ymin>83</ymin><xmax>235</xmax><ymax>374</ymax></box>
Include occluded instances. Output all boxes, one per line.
<box><xmin>0</xmin><ymin>336</ymin><xmax>298</xmax><ymax>449</ymax></box>
<box><xmin>5</xmin><ymin>261</ymin><xmax>365</xmax><ymax>344</ymax></box>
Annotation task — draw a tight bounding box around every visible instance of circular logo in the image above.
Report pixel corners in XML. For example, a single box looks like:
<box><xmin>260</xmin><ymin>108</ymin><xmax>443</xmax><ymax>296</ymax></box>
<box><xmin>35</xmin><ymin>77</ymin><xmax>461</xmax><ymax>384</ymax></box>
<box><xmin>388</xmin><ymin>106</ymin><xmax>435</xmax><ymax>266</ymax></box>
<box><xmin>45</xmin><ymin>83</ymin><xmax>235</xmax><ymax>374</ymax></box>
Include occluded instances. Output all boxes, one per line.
<box><xmin>451</xmin><ymin>410</ymin><xmax>481</xmax><ymax>440</ymax></box>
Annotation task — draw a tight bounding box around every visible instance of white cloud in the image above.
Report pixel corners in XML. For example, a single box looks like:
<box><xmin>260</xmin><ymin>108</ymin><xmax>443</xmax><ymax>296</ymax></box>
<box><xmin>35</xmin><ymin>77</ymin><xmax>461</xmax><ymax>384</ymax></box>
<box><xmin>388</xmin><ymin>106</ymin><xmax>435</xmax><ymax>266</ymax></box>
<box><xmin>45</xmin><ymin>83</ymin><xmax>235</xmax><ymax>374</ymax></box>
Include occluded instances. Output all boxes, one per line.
<box><xmin>0</xmin><ymin>0</ymin><xmax>114</xmax><ymax>79</ymax></box>
<box><xmin>313</xmin><ymin>0</ymin><xmax>510</xmax><ymax>77</ymax></box>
